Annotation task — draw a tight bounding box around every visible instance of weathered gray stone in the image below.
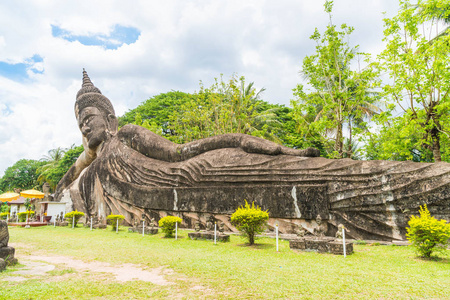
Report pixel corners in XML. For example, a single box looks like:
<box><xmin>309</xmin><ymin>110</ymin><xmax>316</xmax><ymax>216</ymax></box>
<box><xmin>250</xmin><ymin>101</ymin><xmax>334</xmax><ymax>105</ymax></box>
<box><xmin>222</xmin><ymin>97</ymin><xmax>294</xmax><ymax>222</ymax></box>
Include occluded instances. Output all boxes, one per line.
<box><xmin>0</xmin><ymin>258</ymin><xmax>5</xmax><ymax>272</ymax></box>
<box><xmin>328</xmin><ymin>241</ymin><xmax>354</xmax><ymax>255</ymax></box>
<box><xmin>128</xmin><ymin>227</ymin><xmax>158</xmax><ymax>235</ymax></box>
<box><xmin>54</xmin><ymin>70</ymin><xmax>450</xmax><ymax>241</ymax></box>
<box><xmin>0</xmin><ymin>220</ymin><xmax>8</xmax><ymax>248</ymax></box>
<box><xmin>289</xmin><ymin>237</ymin><xmax>353</xmax><ymax>255</ymax></box>
<box><xmin>0</xmin><ymin>246</ymin><xmax>17</xmax><ymax>264</ymax></box>
<box><xmin>188</xmin><ymin>232</ymin><xmax>230</xmax><ymax>242</ymax></box>
<box><xmin>289</xmin><ymin>239</ymin><xmax>306</xmax><ymax>250</ymax></box>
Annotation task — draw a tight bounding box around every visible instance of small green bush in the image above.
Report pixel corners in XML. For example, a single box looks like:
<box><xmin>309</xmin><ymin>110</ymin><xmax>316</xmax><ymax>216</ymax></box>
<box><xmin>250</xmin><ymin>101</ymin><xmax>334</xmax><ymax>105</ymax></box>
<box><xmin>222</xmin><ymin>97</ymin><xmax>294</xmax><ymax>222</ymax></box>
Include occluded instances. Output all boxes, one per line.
<box><xmin>106</xmin><ymin>214</ymin><xmax>125</xmax><ymax>231</ymax></box>
<box><xmin>158</xmin><ymin>216</ymin><xmax>182</xmax><ymax>238</ymax></box>
<box><xmin>231</xmin><ymin>200</ymin><xmax>269</xmax><ymax>245</ymax></box>
<box><xmin>17</xmin><ymin>211</ymin><xmax>35</xmax><ymax>222</ymax></box>
<box><xmin>406</xmin><ymin>204</ymin><xmax>450</xmax><ymax>258</ymax></box>
<box><xmin>0</xmin><ymin>212</ymin><xmax>9</xmax><ymax>220</ymax></box>
<box><xmin>65</xmin><ymin>210</ymin><xmax>85</xmax><ymax>227</ymax></box>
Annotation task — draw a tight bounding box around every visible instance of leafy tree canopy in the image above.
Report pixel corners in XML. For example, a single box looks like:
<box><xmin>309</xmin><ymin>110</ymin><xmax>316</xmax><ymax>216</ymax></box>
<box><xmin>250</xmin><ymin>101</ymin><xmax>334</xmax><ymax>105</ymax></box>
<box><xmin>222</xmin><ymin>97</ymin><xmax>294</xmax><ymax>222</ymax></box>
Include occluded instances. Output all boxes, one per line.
<box><xmin>0</xmin><ymin>159</ymin><xmax>45</xmax><ymax>191</ymax></box>
<box><xmin>291</xmin><ymin>0</ymin><xmax>381</xmax><ymax>159</ymax></box>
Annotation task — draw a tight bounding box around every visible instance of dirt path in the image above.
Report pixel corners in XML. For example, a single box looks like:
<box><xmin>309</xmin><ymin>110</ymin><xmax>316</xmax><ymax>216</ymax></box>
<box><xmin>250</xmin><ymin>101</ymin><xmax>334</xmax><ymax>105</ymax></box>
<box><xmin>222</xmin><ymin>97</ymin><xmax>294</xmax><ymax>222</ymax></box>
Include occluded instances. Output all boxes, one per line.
<box><xmin>2</xmin><ymin>248</ymin><xmax>172</xmax><ymax>285</ymax></box>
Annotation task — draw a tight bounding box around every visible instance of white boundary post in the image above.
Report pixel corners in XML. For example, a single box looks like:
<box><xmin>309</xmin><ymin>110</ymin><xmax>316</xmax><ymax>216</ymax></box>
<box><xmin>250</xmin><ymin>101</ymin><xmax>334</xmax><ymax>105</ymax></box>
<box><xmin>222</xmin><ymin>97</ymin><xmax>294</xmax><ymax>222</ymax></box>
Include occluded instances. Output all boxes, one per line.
<box><xmin>116</xmin><ymin>218</ymin><xmax>119</xmax><ymax>233</ymax></box>
<box><xmin>72</xmin><ymin>216</ymin><xmax>75</xmax><ymax>229</ymax></box>
<box><xmin>276</xmin><ymin>224</ymin><xmax>279</xmax><ymax>252</ymax></box>
<box><xmin>142</xmin><ymin>220</ymin><xmax>145</xmax><ymax>236</ymax></box>
<box><xmin>90</xmin><ymin>217</ymin><xmax>93</xmax><ymax>231</ymax></box>
<box><xmin>214</xmin><ymin>222</ymin><xmax>217</xmax><ymax>245</ymax></box>
<box><xmin>343</xmin><ymin>226</ymin><xmax>346</xmax><ymax>258</ymax></box>
<box><xmin>175</xmin><ymin>222</ymin><xmax>178</xmax><ymax>240</ymax></box>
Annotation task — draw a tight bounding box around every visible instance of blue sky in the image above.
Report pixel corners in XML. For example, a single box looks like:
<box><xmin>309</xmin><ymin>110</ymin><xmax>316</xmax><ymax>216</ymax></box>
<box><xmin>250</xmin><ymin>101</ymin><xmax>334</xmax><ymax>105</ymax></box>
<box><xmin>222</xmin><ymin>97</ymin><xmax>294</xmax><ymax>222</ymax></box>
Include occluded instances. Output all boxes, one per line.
<box><xmin>51</xmin><ymin>25</ymin><xmax>141</xmax><ymax>50</ymax></box>
<box><xmin>0</xmin><ymin>0</ymin><xmax>399</xmax><ymax>177</ymax></box>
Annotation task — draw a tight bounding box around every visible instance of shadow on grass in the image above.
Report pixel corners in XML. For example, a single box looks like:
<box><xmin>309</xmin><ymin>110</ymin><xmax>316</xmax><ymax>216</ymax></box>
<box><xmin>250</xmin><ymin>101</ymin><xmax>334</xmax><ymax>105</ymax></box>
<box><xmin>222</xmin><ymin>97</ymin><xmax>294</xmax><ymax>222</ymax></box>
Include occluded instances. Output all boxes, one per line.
<box><xmin>414</xmin><ymin>255</ymin><xmax>450</xmax><ymax>264</ymax></box>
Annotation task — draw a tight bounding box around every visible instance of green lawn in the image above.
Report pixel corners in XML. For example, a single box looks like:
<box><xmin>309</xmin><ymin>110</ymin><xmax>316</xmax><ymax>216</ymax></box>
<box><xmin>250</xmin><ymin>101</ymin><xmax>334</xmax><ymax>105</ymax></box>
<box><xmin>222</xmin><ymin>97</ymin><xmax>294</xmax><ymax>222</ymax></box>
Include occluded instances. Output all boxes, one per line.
<box><xmin>1</xmin><ymin>226</ymin><xmax>449</xmax><ymax>299</ymax></box>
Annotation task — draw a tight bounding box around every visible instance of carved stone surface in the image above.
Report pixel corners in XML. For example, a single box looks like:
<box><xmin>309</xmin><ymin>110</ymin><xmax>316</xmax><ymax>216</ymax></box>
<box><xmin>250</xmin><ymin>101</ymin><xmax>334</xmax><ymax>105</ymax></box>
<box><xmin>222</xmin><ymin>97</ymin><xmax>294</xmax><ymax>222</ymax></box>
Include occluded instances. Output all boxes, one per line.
<box><xmin>54</xmin><ymin>70</ymin><xmax>450</xmax><ymax>241</ymax></box>
<box><xmin>0</xmin><ymin>221</ymin><xmax>8</xmax><ymax>248</ymax></box>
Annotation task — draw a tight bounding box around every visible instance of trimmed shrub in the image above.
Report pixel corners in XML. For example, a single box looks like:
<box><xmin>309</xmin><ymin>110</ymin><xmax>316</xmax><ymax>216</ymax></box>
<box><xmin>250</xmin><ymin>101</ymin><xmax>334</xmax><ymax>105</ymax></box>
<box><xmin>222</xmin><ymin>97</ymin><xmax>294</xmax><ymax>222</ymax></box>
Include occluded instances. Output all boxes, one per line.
<box><xmin>65</xmin><ymin>210</ymin><xmax>85</xmax><ymax>227</ymax></box>
<box><xmin>18</xmin><ymin>211</ymin><xmax>35</xmax><ymax>222</ymax></box>
<box><xmin>406</xmin><ymin>204</ymin><xmax>450</xmax><ymax>258</ymax></box>
<box><xmin>0</xmin><ymin>212</ymin><xmax>9</xmax><ymax>220</ymax></box>
<box><xmin>231</xmin><ymin>200</ymin><xmax>269</xmax><ymax>245</ymax></box>
<box><xmin>158</xmin><ymin>216</ymin><xmax>182</xmax><ymax>238</ymax></box>
<box><xmin>106</xmin><ymin>214</ymin><xmax>125</xmax><ymax>231</ymax></box>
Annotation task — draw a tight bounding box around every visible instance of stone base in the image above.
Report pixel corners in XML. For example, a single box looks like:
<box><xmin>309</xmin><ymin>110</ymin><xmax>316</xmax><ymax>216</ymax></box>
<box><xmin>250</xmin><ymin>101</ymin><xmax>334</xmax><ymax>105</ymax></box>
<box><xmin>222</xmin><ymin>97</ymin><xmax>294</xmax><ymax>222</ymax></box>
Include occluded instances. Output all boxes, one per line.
<box><xmin>0</xmin><ymin>258</ymin><xmax>5</xmax><ymax>272</ymax></box>
<box><xmin>289</xmin><ymin>237</ymin><xmax>353</xmax><ymax>255</ymax></box>
<box><xmin>93</xmin><ymin>224</ymin><xmax>107</xmax><ymax>229</ymax></box>
<box><xmin>328</xmin><ymin>241</ymin><xmax>353</xmax><ymax>255</ymax></box>
<box><xmin>128</xmin><ymin>227</ymin><xmax>158</xmax><ymax>235</ymax></box>
<box><xmin>0</xmin><ymin>246</ymin><xmax>18</xmax><ymax>265</ymax></box>
<box><xmin>188</xmin><ymin>231</ymin><xmax>230</xmax><ymax>242</ymax></box>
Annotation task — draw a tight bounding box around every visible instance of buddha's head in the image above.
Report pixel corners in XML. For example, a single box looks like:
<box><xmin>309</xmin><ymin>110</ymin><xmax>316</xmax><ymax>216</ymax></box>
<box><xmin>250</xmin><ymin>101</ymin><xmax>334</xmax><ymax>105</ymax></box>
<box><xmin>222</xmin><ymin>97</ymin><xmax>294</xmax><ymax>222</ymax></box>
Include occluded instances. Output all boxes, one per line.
<box><xmin>75</xmin><ymin>70</ymin><xmax>118</xmax><ymax>152</ymax></box>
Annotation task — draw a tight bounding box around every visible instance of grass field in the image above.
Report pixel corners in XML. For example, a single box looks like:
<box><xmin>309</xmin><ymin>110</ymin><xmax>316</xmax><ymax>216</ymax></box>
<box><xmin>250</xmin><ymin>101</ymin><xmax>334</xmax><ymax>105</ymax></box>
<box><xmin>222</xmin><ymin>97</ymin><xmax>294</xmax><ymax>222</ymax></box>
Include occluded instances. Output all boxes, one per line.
<box><xmin>0</xmin><ymin>225</ymin><xmax>449</xmax><ymax>299</ymax></box>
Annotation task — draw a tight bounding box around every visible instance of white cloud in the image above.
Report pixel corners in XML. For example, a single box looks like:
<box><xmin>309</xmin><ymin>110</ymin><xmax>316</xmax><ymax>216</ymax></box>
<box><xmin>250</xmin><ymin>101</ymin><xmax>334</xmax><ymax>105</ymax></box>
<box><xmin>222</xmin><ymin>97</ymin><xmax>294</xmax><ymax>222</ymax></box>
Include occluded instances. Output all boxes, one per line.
<box><xmin>0</xmin><ymin>0</ymin><xmax>399</xmax><ymax>177</ymax></box>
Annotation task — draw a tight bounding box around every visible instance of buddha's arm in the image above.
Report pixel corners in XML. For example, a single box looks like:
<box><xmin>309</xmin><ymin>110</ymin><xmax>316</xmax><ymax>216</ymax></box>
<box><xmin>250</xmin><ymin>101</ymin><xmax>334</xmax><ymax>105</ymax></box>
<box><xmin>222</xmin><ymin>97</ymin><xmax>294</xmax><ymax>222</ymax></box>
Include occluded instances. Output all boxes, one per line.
<box><xmin>55</xmin><ymin>150</ymin><xmax>96</xmax><ymax>197</ymax></box>
<box><xmin>118</xmin><ymin>125</ymin><xmax>320</xmax><ymax>162</ymax></box>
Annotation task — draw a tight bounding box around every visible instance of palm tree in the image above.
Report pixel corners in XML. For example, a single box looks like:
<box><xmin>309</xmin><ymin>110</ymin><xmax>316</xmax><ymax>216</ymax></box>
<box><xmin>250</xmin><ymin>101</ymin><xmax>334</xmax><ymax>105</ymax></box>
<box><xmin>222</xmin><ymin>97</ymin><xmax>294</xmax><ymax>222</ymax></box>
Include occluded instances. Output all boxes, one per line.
<box><xmin>37</xmin><ymin>147</ymin><xmax>66</xmax><ymax>189</ymax></box>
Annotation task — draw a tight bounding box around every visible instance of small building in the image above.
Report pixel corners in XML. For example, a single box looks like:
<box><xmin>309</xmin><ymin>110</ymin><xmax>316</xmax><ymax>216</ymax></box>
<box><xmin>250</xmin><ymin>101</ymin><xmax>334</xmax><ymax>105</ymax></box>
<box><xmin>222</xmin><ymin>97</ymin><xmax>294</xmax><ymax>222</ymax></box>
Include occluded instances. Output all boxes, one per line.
<box><xmin>39</xmin><ymin>202</ymin><xmax>66</xmax><ymax>222</ymax></box>
<box><xmin>7</xmin><ymin>197</ymin><xmax>28</xmax><ymax>215</ymax></box>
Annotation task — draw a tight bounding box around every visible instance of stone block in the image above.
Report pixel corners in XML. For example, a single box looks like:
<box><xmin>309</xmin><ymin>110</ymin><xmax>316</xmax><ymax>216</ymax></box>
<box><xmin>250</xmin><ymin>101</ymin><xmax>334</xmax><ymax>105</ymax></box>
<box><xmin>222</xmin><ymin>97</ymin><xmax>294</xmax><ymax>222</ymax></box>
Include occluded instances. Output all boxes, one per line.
<box><xmin>0</xmin><ymin>258</ymin><xmax>5</xmax><ymax>272</ymax></box>
<box><xmin>188</xmin><ymin>231</ymin><xmax>230</xmax><ymax>242</ymax></box>
<box><xmin>93</xmin><ymin>224</ymin><xmax>107</xmax><ymax>229</ymax></box>
<box><xmin>129</xmin><ymin>227</ymin><xmax>158</xmax><ymax>235</ymax></box>
<box><xmin>328</xmin><ymin>241</ymin><xmax>353</xmax><ymax>255</ymax></box>
<box><xmin>0</xmin><ymin>246</ymin><xmax>14</xmax><ymax>260</ymax></box>
<box><xmin>289</xmin><ymin>239</ymin><xmax>306</xmax><ymax>250</ymax></box>
<box><xmin>0</xmin><ymin>246</ymin><xmax>17</xmax><ymax>264</ymax></box>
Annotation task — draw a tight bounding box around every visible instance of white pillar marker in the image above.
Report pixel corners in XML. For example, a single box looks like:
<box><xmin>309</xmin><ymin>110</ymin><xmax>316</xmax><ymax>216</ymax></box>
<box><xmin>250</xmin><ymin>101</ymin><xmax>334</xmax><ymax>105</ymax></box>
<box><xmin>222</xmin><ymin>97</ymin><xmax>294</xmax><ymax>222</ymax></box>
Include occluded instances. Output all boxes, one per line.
<box><xmin>343</xmin><ymin>226</ymin><xmax>346</xmax><ymax>258</ymax></box>
<box><xmin>72</xmin><ymin>216</ymin><xmax>75</xmax><ymax>229</ymax></box>
<box><xmin>175</xmin><ymin>221</ymin><xmax>178</xmax><ymax>240</ymax></box>
<box><xmin>214</xmin><ymin>222</ymin><xmax>217</xmax><ymax>245</ymax></box>
<box><xmin>116</xmin><ymin>218</ymin><xmax>119</xmax><ymax>233</ymax></box>
<box><xmin>276</xmin><ymin>224</ymin><xmax>279</xmax><ymax>252</ymax></box>
<box><xmin>142</xmin><ymin>220</ymin><xmax>145</xmax><ymax>236</ymax></box>
<box><xmin>90</xmin><ymin>217</ymin><xmax>93</xmax><ymax>231</ymax></box>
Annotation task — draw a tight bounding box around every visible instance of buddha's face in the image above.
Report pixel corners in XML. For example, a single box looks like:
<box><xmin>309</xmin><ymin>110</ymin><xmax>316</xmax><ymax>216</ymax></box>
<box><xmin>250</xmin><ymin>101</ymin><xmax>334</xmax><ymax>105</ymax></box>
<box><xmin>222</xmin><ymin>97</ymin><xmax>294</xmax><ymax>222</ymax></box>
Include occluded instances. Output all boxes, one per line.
<box><xmin>77</xmin><ymin>106</ymin><xmax>115</xmax><ymax>150</ymax></box>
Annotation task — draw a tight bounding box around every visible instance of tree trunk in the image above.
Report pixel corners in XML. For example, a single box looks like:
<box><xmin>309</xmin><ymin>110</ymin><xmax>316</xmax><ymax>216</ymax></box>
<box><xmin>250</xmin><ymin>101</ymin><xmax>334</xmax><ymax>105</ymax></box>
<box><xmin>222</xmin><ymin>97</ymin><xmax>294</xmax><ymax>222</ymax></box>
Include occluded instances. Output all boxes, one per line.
<box><xmin>431</xmin><ymin>128</ymin><xmax>442</xmax><ymax>162</ymax></box>
<box><xmin>335</xmin><ymin>122</ymin><xmax>344</xmax><ymax>158</ymax></box>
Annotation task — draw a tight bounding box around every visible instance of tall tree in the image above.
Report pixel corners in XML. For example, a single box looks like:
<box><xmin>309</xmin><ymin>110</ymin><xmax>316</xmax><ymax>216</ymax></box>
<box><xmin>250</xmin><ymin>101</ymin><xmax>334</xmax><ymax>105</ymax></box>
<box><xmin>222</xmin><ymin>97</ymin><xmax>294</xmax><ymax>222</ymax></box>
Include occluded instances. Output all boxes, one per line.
<box><xmin>0</xmin><ymin>159</ymin><xmax>45</xmax><ymax>191</ymax></box>
<box><xmin>169</xmin><ymin>75</ymin><xmax>283</xmax><ymax>143</ymax></box>
<box><xmin>291</xmin><ymin>0</ymin><xmax>380</xmax><ymax>158</ymax></box>
<box><xmin>118</xmin><ymin>91</ymin><xmax>196</xmax><ymax>141</ymax></box>
<box><xmin>377</xmin><ymin>0</ymin><xmax>450</xmax><ymax>162</ymax></box>
<box><xmin>37</xmin><ymin>147</ymin><xmax>66</xmax><ymax>187</ymax></box>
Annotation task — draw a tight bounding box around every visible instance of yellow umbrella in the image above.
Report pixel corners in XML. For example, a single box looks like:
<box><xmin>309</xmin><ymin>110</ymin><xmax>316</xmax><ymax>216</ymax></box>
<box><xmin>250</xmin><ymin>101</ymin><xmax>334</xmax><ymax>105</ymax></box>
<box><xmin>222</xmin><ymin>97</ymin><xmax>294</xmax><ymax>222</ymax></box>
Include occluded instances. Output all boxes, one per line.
<box><xmin>0</xmin><ymin>192</ymin><xmax>20</xmax><ymax>202</ymax></box>
<box><xmin>20</xmin><ymin>189</ymin><xmax>45</xmax><ymax>199</ymax></box>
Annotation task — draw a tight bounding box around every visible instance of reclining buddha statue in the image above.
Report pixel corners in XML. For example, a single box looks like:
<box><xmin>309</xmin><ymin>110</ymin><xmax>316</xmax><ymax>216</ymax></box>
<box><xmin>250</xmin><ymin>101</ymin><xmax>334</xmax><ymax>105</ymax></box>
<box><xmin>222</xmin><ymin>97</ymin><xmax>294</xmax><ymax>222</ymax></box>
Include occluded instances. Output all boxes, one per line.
<box><xmin>55</xmin><ymin>70</ymin><xmax>450</xmax><ymax>241</ymax></box>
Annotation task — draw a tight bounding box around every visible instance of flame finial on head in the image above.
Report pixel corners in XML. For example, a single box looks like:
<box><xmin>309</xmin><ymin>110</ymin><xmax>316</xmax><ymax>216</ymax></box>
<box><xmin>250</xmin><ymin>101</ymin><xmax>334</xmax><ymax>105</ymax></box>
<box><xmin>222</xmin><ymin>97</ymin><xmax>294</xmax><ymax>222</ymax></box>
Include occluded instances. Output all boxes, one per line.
<box><xmin>75</xmin><ymin>69</ymin><xmax>115</xmax><ymax>118</ymax></box>
<box><xmin>76</xmin><ymin>69</ymin><xmax>102</xmax><ymax>99</ymax></box>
